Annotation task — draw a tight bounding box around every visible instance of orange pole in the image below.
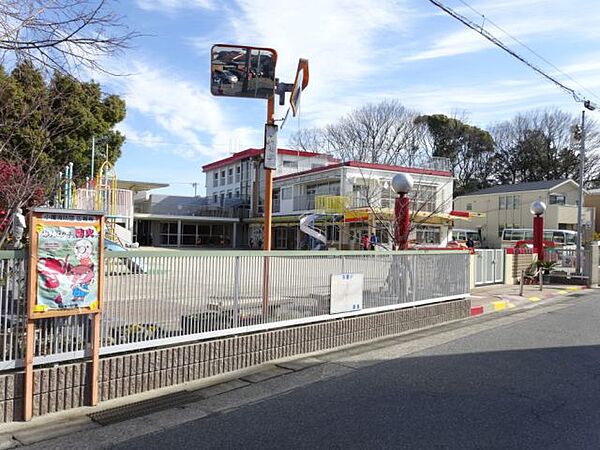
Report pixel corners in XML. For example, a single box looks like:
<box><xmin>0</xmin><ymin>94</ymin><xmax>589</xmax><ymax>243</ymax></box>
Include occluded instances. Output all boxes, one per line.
<box><xmin>262</xmin><ymin>95</ymin><xmax>275</xmax><ymax>317</ymax></box>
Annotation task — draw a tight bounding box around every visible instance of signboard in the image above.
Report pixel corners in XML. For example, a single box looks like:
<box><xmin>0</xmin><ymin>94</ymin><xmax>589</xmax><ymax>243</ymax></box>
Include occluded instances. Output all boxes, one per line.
<box><xmin>344</xmin><ymin>210</ymin><xmax>370</xmax><ymax>223</ymax></box>
<box><xmin>24</xmin><ymin>208</ymin><xmax>105</xmax><ymax>420</ymax></box>
<box><xmin>290</xmin><ymin>58</ymin><xmax>309</xmax><ymax>117</ymax></box>
<box><xmin>330</xmin><ymin>273</ymin><xmax>363</xmax><ymax>314</ymax></box>
<box><xmin>264</xmin><ymin>123</ymin><xmax>278</xmax><ymax>169</ymax></box>
<box><xmin>28</xmin><ymin>209</ymin><xmax>104</xmax><ymax>318</ymax></box>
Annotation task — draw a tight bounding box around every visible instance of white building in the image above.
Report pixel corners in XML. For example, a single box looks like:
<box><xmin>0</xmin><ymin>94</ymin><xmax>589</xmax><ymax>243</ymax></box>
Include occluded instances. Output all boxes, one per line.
<box><xmin>246</xmin><ymin>160</ymin><xmax>455</xmax><ymax>250</ymax></box>
<box><xmin>202</xmin><ymin>147</ymin><xmax>335</xmax><ymax>215</ymax></box>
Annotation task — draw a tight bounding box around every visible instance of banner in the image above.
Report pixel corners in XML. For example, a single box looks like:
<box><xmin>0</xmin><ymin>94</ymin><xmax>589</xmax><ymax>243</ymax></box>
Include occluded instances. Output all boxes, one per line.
<box><xmin>36</xmin><ymin>222</ymin><xmax>100</xmax><ymax>311</ymax></box>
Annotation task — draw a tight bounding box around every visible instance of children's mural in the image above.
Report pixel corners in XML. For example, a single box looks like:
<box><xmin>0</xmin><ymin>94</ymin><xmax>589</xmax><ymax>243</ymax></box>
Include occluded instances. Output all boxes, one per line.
<box><xmin>36</xmin><ymin>224</ymin><xmax>100</xmax><ymax>310</ymax></box>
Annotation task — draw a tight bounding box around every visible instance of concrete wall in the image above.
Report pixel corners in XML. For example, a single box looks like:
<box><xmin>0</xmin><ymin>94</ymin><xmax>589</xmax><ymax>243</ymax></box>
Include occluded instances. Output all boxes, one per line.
<box><xmin>0</xmin><ymin>298</ymin><xmax>470</xmax><ymax>423</ymax></box>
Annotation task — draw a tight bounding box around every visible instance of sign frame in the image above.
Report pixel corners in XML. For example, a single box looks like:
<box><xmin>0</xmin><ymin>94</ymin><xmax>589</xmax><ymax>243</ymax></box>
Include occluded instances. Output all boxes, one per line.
<box><xmin>23</xmin><ymin>208</ymin><xmax>105</xmax><ymax>421</ymax></box>
<box><xmin>27</xmin><ymin>209</ymin><xmax>105</xmax><ymax>319</ymax></box>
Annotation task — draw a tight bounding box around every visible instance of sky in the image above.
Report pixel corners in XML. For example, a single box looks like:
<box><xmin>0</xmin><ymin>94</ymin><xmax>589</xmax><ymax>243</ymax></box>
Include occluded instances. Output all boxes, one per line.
<box><xmin>94</xmin><ymin>0</ymin><xmax>600</xmax><ymax>196</ymax></box>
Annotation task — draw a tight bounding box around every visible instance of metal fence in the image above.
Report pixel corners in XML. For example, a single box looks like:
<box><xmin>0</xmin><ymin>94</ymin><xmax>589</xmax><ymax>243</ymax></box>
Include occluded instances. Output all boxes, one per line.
<box><xmin>0</xmin><ymin>250</ymin><xmax>469</xmax><ymax>370</ymax></box>
<box><xmin>544</xmin><ymin>248</ymin><xmax>582</xmax><ymax>272</ymax></box>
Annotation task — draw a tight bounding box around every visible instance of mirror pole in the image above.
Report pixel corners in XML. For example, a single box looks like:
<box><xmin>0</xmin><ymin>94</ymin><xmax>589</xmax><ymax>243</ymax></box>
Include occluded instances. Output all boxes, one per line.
<box><xmin>263</xmin><ymin>95</ymin><xmax>275</xmax><ymax>251</ymax></box>
<box><xmin>262</xmin><ymin>95</ymin><xmax>275</xmax><ymax>319</ymax></box>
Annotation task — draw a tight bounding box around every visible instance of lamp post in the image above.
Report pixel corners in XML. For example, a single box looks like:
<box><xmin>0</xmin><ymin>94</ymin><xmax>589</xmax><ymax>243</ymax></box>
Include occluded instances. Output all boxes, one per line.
<box><xmin>531</xmin><ymin>200</ymin><xmax>546</xmax><ymax>262</ymax></box>
<box><xmin>392</xmin><ymin>173</ymin><xmax>414</xmax><ymax>250</ymax></box>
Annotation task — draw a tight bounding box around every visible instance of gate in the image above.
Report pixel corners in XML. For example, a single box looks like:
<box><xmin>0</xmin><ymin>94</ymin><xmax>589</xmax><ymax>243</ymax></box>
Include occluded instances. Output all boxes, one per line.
<box><xmin>475</xmin><ymin>249</ymin><xmax>504</xmax><ymax>285</ymax></box>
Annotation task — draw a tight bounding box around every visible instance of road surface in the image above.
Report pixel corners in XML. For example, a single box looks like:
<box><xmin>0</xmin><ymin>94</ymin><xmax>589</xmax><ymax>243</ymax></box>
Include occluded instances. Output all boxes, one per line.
<box><xmin>25</xmin><ymin>290</ymin><xmax>600</xmax><ymax>449</ymax></box>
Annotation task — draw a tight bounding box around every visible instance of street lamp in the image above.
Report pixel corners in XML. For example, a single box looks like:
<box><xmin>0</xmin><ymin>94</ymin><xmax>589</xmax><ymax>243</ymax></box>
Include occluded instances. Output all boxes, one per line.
<box><xmin>530</xmin><ymin>200</ymin><xmax>546</xmax><ymax>262</ymax></box>
<box><xmin>392</xmin><ymin>173</ymin><xmax>414</xmax><ymax>250</ymax></box>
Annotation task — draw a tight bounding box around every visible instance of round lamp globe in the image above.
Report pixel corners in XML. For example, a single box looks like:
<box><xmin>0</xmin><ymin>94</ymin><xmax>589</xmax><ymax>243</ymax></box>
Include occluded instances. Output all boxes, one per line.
<box><xmin>530</xmin><ymin>200</ymin><xmax>547</xmax><ymax>216</ymax></box>
<box><xmin>392</xmin><ymin>173</ymin><xmax>414</xmax><ymax>195</ymax></box>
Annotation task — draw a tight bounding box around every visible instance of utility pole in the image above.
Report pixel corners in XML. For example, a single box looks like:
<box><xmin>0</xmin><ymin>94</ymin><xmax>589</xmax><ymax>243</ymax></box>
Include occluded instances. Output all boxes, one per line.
<box><xmin>576</xmin><ymin>109</ymin><xmax>585</xmax><ymax>274</ymax></box>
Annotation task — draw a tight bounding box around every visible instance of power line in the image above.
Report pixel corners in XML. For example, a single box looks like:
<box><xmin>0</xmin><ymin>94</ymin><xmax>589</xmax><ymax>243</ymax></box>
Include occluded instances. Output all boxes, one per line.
<box><xmin>455</xmin><ymin>0</ymin><xmax>600</xmax><ymax>104</ymax></box>
<box><xmin>427</xmin><ymin>0</ymin><xmax>592</xmax><ymax>106</ymax></box>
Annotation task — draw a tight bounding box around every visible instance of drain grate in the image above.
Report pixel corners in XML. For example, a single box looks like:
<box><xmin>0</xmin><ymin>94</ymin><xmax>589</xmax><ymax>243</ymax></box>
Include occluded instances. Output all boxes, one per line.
<box><xmin>89</xmin><ymin>390</ymin><xmax>198</xmax><ymax>426</ymax></box>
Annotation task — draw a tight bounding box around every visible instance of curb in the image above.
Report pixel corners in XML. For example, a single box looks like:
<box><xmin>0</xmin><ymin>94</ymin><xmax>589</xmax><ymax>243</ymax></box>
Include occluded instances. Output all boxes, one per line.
<box><xmin>470</xmin><ymin>286</ymin><xmax>588</xmax><ymax>317</ymax></box>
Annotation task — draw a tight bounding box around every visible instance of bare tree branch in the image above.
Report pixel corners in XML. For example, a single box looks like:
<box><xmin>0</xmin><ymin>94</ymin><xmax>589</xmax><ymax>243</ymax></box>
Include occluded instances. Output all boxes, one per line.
<box><xmin>0</xmin><ymin>0</ymin><xmax>139</xmax><ymax>75</ymax></box>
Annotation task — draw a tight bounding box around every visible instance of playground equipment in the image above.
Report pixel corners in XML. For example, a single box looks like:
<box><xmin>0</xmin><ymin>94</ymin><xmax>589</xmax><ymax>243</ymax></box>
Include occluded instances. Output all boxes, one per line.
<box><xmin>50</xmin><ymin>151</ymin><xmax>137</xmax><ymax>252</ymax></box>
<box><xmin>299</xmin><ymin>213</ymin><xmax>327</xmax><ymax>250</ymax></box>
<box><xmin>95</xmin><ymin>149</ymin><xmax>119</xmax><ymax>242</ymax></box>
<box><xmin>54</xmin><ymin>162</ymin><xmax>77</xmax><ymax>209</ymax></box>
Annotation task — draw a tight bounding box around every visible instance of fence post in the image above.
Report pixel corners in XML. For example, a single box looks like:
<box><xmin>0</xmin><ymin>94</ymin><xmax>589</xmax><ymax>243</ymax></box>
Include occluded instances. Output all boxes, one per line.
<box><xmin>519</xmin><ymin>269</ymin><xmax>524</xmax><ymax>296</ymax></box>
<box><xmin>539</xmin><ymin>268</ymin><xmax>543</xmax><ymax>291</ymax></box>
<box><xmin>233</xmin><ymin>256</ymin><xmax>240</xmax><ymax>328</ymax></box>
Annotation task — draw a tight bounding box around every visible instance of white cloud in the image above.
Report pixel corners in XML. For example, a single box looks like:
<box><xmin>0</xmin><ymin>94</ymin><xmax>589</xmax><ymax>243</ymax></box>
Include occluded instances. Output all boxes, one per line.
<box><xmin>136</xmin><ymin>0</ymin><xmax>214</xmax><ymax>12</ymax></box>
<box><xmin>407</xmin><ymin>0</ymin><xmax>600</xmax><ymax>62</ymax></box>
<box><xmin>195</xmin><ymin>0</ymin><xmax>413</xmax><ymax>127</ymax></box>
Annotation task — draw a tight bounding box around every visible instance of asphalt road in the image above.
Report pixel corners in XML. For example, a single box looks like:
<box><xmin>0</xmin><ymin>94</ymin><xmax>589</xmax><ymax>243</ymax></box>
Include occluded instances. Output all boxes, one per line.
<box><xmin>113</xmin><ymin>292</ymin><xmax>600</xmax><ymax>450</ymax></box>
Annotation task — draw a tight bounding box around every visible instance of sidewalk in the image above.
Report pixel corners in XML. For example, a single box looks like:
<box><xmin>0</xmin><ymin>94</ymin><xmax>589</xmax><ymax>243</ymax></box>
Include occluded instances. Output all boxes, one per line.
<box><xmin>470</xmin><ymin>283</ymin><xmax>588</xmax><ymax>316</ymax></box>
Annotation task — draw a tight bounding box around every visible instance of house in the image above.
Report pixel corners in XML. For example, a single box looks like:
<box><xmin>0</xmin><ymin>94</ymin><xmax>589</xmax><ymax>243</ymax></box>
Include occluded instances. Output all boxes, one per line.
<box><xmin>124</xmin><ymin>148</ymin><xmax>458</xmax><ymax>250</ymax></box>
<box><xmin>584</xmin><ymin>189</ymin><xmax>600</xmax><ymax>235</ymax></box>
<box><xmin>202</xmin><ymin>147</ymin><xmax>336</xmax><ymax>216</ymax></box>
<box><xmin>245</xmin><ymin>158</ymin><xmax>455</xmax><ymax>250</ymax></box>
<box><xmin>453</xmin><ymin>179</ymin><xmax>595</xmax><ymax>248</ymax></box>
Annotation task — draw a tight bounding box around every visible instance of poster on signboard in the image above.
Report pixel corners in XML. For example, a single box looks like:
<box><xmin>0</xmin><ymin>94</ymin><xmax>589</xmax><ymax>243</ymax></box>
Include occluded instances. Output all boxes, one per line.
<box><xmin>36</xmin><ymin>222</ymin><xmax>100</xmax><ymax>311</ymax></box>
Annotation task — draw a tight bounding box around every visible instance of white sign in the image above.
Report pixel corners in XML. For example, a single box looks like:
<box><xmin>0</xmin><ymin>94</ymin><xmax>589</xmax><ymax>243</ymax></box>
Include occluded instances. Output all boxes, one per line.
<box><xmin>330</xmin><ymin>273</ymin><xmax>363</xmax><ymax>314</ymax></box>
<box><xmin>264</xmin><ymin>123</ymin><xmax>278</xmax><ymax>169</ymax></box>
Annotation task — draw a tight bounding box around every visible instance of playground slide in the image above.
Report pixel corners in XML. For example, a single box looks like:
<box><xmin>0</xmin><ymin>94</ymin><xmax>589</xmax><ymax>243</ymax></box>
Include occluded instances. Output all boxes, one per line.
<box><xmin>299</xmin><ymin>214</ymin><xmax>327</xmax><ymax>250</ymax></box>
<box><xmin>104</xmin><ymin>238</ymin><xmax>147</xmax><ymax>274</ymax></box>
<box><xmin>113</xmin><ymin>223</ymin><xmax>139</xmax><ymax>248</ymax></box>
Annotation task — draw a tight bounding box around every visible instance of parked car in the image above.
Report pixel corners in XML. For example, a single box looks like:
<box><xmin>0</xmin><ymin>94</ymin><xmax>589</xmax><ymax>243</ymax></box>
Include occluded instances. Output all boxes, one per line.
<box><xmin>213</xmin><ymin>70</ymin><xmax>238</xmax><ymax>84</ymax></box>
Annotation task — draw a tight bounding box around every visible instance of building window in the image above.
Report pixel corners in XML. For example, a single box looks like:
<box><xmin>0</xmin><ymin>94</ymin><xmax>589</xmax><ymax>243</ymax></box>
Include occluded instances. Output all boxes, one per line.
<box><xmin>235</xmin><ymin>165</ymin><xmax>241</xmax><ymax>182</ymax></box>
<box><xmin>227</xmin><ymin>190</ymin><xmax>232</xmax><ymax>199</ymax></box>
<box><xmin>220</xmin><ymin>170</ymin><xmax>225</xmax><ymax>186</ymax></box>
<box><xmin>213</xmin><ymin>172</ymin><xmax>219</xmax><ymax>188</ymax></box>
<box><xmin>282</xmin><ymin>160</ymin><xmax>298</xmax><ymax>169</ymax></box>
<box><xmin>282</xmin><ymin>187</ymin><xmax>291</xmax><ymax>200</ymax></box>
<box><xmin>415</xmin><ymin>225</ymin><xmax>441</xmax><ymax>244</ymax></box>
<box><xmin>227</xmin><ymin>168</ymin><xmax>233</xmax><ymax>184</ymax></box>
<box><xmin>466</xmin><ymin>203</ymin><xmax>472</xmax><ymax>211</ymax></box>
<box><xmin>412</xmin><ymin>184</ymin><xmax>436</xmax><ymax>213</ymax></box>
<box><xmin>235</xmin><ymin>189</ymin><xmax>240</xmax><ymax>198</ymax></box>
<box><xmin>160</xmin><ymin>222</ymin><xmax>178</xmax><ymax>246</ymax></box>
<box><xmin>549</xmin><ymin>194</ymin><xmax>566</xmax><ymax>205</ymax></box>
<box><xmin>213</xmin><ymin>194</ymin><xmax>218</xmax><ymax>204</ymax></box>
<box><xmin>513</xmin><ymin>196</ymin><xmax>520</xmax><ymax>209</ymax></box>
<box><xmin>499</xmin><ymin>196</ymin><xmax>506</xmax><ymax>210</ymax></box>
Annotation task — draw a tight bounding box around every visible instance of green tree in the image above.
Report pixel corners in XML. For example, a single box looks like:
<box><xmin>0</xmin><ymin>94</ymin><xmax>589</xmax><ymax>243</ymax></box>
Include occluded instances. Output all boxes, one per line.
<box><xmin>414</xmin><ymin>114</ymin><xmax>495</xmax><ymax>197</ymax></box>
<box><xmin>0</xmin><ymin>60</ymin><xmax>126</xmax><ymax>208</ymax></box>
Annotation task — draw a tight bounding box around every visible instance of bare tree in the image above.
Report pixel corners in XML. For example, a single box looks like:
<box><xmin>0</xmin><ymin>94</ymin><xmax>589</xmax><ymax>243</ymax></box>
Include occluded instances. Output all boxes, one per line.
<box><xmin>347</xmin><ymin>168</ymin><xmax>454</xmax><ymax>249</ymax></box>
<box><xmin>289</xmin><ymin>100</ymin><xmax>429</xmax><ymax>167</ymax></box>
<box><xmin>489</xmin><ymin>108</ymin><xmax>600</xmax><ymax>187</ymax></box>
<box><xmin>0</xmin><ymin>0</ymin><xmax>137</xmax><ymax>74</ymax></box>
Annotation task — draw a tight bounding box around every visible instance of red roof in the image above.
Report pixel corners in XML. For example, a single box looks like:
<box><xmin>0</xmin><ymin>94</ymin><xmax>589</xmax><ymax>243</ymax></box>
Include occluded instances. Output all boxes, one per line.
<box><xmin>201</xmin><ymin>148</ymin><xmax>335</xmax><ymax>172</ymax></box>
<box><xmin>274</xmin><ymin>161</ymin><xmax>452</xmax><ymax>181</ymax></box>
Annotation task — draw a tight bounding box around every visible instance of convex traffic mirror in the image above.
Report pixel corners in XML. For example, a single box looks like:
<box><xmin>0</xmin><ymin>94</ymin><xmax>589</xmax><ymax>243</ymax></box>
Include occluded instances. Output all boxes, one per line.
<box><xmin>210</xmin><ymin>45</ymin><xmax>277</xmax><ymax>99</ymax></box>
